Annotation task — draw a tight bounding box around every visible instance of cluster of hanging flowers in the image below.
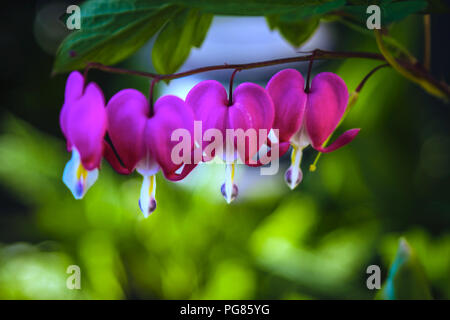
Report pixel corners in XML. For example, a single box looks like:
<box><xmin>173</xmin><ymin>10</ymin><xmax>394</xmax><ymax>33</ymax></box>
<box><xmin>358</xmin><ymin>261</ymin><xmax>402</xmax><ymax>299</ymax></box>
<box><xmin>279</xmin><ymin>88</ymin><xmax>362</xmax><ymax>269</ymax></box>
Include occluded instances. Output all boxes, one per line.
<box><xmin>60</xmin><ymin>68</ymin><xmax>359</xmax><ymax>217</ymax></box>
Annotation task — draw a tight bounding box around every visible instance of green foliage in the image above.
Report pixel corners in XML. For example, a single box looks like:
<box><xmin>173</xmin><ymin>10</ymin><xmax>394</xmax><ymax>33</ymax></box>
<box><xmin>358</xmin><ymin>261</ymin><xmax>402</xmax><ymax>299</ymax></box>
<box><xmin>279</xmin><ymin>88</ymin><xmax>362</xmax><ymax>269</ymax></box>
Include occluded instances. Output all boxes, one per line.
<box><xmin>378</xmin><ymin>238</ymin><xmax>432</xmax><ymax>299</ymax></box>
<box><xmin>53</xmin><ymin>0</ymin><xmax>437</xmax><ymax>74</ymax></box>
<box><xmin>266</xmin><ymin>15</ymin><xmax>319</xmax><ymax>47</ymax></box>
<box><xmin>168</xmin><ymin>0</ymin><xmax>343</xmax><ymax>16</ymax></box>
<box><xmin>53</xmin><ymin>1</ymin><xmax>180</xmax><ymax>73</ymax></box>
<box><xmin>152</xmin><ymin>9</ymin><xmax>213</xmax><ymax>74</ymax></box>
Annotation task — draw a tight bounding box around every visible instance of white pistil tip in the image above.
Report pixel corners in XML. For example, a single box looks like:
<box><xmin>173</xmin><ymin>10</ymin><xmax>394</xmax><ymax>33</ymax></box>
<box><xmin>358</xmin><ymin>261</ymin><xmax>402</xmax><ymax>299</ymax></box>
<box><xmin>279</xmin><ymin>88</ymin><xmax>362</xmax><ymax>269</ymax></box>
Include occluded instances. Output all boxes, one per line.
<box><xmin>221</xmin><ymin>163</ymin><xmax>238</xmax><ymax>203</ymax></box>
<box><xmin>139</xmin><ymin>175</ymin><xmax>157</xmax><ymax>217</ymax></box>
<box><xmin>284</xmin><ymin>146</ymin><xmax>303</xmax><ymax>190</ymax></box>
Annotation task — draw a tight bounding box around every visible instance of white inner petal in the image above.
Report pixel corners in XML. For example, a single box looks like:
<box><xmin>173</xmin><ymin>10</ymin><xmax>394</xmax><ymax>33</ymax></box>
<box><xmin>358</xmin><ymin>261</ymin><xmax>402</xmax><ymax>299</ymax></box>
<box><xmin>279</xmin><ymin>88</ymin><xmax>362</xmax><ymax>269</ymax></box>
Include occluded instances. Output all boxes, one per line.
<box><xmin>62</xmin><ymin>148</ymin><xmax>98</xmax><ymax>199</ymax></box>
<box><xmin>139</xmin><ymin>174</ymin><xmax>157</xmax><ymax>218</ymax></box>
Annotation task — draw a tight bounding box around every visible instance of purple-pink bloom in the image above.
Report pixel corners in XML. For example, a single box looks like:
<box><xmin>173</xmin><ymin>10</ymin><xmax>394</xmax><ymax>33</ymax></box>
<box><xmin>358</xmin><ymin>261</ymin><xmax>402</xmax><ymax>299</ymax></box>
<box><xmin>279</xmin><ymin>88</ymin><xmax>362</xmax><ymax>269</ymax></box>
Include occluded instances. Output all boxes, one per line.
<box><xmin>186</xmin><ymin>80</ymin><xmax>274</xmax><ymax>203</ymax></box>
<box><xmin>105</xmin><ymin>89</ymin><xmax>196</xmax><ymax>217</ymax></box>
<box><xmin>60</xmin><ymin>71</ymin><xmax>107</xmax><ymax>199</ymax></box>
<box><xmin>267</xmin><ymin>69</ymin><xmax>360</xmax><ymax>189</ymax></box>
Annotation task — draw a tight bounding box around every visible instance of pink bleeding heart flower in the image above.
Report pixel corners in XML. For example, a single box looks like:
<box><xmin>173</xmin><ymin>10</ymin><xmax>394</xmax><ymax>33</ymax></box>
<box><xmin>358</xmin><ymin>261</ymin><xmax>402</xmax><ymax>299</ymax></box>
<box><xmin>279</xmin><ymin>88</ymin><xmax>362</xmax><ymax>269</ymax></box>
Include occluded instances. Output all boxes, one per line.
<box><xmin>186</xmin><ymin>80</ymin><xmax>274</xmax><ymax>203</ymax></box>
<box><xmin>267</xmin><ymin>68</ymin><xmax>360</xmax><ymax>190</ymax></box>
<box><xmin>105</xmin><ymin>89</ymin><xmax>196</xmax><ymax>217</ymax></box>
<box><xmin>60</xmin><ymin>71</ymin><xmax>107</xmax><ymax>199</ymax></box>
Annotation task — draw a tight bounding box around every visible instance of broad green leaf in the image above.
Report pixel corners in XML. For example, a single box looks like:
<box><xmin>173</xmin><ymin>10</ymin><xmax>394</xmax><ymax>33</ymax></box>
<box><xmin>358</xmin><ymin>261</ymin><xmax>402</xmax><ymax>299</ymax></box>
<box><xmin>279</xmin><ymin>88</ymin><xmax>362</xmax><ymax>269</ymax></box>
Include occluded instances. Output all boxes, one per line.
<box><xmin>53</xmin><ymin>0</ymin><xmax>180</xmax><ymax>74</ymax></box>
<box><xmin>152</xmin><ymin>9</ymin><xmax>213</xmax><ymax>74</ymax></box>
<box><xmin>383</xmin><ymin>0</ymin><xmax>428</xmax><ymax>23</ymax></box>
<box><xmin>377</xmin><ymin>238</ymin><xmax>432</xmax><ymax>300</ymax></box>
<box><xmin>53</xmin><ymin>0</ymin><xmax>436</xmax><ymax>74</ymax></box>
<box><xmin>169</xmin><ymin>0</ymin><xmax>343</xmax><ymax>16</ymax></box>
<box><xmin>266</xmin><ymin>15</ymin><xmax>319</xmax><ymax>47</ymax></box>
<box><xmin>275</xmin><ymin>0</ymin><xmax>346</xmax><ymax>21</ymax></box>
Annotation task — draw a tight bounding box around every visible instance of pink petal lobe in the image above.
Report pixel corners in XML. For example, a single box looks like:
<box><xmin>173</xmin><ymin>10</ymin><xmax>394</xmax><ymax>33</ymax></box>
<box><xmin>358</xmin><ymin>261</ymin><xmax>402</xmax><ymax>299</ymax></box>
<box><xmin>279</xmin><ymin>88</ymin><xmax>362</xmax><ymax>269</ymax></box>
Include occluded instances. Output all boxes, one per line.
<box><xmin>229</xmin><ymin>82</ymin><xmax>274</xmax><ymax>164</ymax></box>
<box><xmin>60</xmin><ymin>71</ymin><xmax>85</xmax><ymax>149</ymax></box>
<box><xmin>305</xmin><ymin>72</ymin><xmax>349</xmax><ymax>150</ymax></box>
<box><xmin>186</xmin><ymin>80</ymin><xmax>274</xmax><ymax>165</ymax></box>
<box><xmin>266</xmin><ymin>69</ymin><xmax>307</xmax><ymax>143</ymax></box>
<box><xmin>185</xmin><ymin>80</ymin><xmax>228</xmax><ymax>159</ymax></box>
<box><xmin>64</xmin><ymin>71</ymin><xmax>84</xmax><ymax>101</ymax></box>
<box><xmin>102</xmin><ymin>141</ymin><xmax>132</xmax><ymax>175</ymax></box>
<box><xmin>66</xmin><ymin>82</ymin><xmax>106</xmax><ymax>170</ymax></box>
<box><xmin>106</xmin><ymin>89</ymin><xmax>149</xmax><ymax>173</ymax></box>
<box><xmin>147</xmin><ymin>95</ymin><xmax>196</xmax><ymax>181</ymax></box>
<box><xmin>314</xmin><ymin>128</ymin><xmax>360</xmax><ymax>153</ymax></box>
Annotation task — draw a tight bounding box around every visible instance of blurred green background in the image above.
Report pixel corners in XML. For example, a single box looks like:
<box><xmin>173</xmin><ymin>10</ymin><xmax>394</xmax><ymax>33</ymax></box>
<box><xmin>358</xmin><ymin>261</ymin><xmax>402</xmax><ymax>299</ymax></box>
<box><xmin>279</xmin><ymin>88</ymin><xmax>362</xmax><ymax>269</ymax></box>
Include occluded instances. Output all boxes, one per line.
<box><xmin>0</xmin><ymin>2</ymin><xmax>449</xmax><ymax>299</ymax></box>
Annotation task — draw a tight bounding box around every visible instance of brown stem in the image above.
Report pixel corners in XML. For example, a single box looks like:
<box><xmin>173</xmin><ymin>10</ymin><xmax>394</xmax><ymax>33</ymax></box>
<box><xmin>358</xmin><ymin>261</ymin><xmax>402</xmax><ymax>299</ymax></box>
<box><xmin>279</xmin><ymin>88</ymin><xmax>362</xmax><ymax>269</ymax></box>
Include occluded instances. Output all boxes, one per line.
<box><xmin>83</xmin><ymin>48</ymin><xmax>449</xmax><ymax>101</ymax></box>
<box><xmin>228</xmin><ymin>69</ymin><xmax>241</xmax><ymax>106</ymax></box>
<box><xmin>355</xmin><ymin>63</ymin><xmax>390</xmax><ymax>93</ymax></box>
<box><xmin>84</xmin><ymin>50</ymin><xmax>385</xmax><ymax>82</ymax></box>
<box><xmin>149</xmin><ymin>78</ymin><xmax>159</xmax><ymax>116</ymax></box>
<box><xmin>305</xmin><ymin>49</ymin><xmax>318</xmax><ymax>92</ymax></box>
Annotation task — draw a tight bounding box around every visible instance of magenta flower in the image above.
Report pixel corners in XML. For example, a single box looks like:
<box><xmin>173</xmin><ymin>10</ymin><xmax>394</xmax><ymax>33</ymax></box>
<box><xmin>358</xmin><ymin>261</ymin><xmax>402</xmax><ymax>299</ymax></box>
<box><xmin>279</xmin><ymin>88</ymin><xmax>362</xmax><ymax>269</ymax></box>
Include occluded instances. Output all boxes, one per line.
<box><xmin>105</xmin><ymin>89</ymin><xmax>196</xmax><ymax>217</ymax></box>
<box><xmin>60</xmin><ymin>71</ymin><xmax>107</xmax><ymax>199</ymax></box>
<box><xmin>267</xmin><ymin>69</ymin><xmax>360</xmax><ymax>189</ymax></box>
<box><xmin>186</xmin><ymin>80</ymin><xmax>274</xmax><ymax>203</ymax></box>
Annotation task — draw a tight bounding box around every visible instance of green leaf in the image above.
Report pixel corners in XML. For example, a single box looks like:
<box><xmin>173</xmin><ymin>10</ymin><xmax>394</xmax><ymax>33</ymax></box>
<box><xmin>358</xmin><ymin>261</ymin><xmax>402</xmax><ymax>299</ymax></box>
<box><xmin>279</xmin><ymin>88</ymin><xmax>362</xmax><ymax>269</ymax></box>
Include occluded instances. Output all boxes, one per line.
<box><xmin>266</xmin><ymin>15</ymin><xmax>319</xmax><ymax>47</ymax></box>
<box><xmin>53</xmin><ymin>0</ymin><xmax>434</xmax><ymax>75</ymax></box>
<box><xmin>378</xmin><ymin>238</ymin><xmax>432</xmax><ymax>300</ymax></box>
<box><xmin>382</xmin><ymin>0</ymin><xmax>429</xmax><ymax>24</ymax></box>
<box><xmin>152</xmin><ymin>9</ymin><xmax>213</xmax><ymax>75</ymax></box>
<box><xmin>169</xmin><ymin>0</ymin><xmax>343</xmax><ymax>16</ymax></box>
<box><xmin>53</xmin><ymin>0</ymin><xmax>180</xmax><ymax>74</ymax></box>
<box><xmin>275</xmin><ymin>0</ymin><xmax>346</xmax><ymax>21</ymax></box>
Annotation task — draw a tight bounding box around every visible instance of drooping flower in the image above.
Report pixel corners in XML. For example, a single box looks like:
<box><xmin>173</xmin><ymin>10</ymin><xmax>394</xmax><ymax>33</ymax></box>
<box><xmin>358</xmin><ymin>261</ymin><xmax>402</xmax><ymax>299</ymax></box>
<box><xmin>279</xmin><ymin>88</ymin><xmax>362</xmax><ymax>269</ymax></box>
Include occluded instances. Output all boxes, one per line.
<box><xmin>186</xmin><ymin>80</ymin><xmax>274</xmax><ymax>203</ymax></box>
<box><xmin>105</xmin><ymin>89</ymin><xmax>196</xmax><ymax>217</ymax></box>
<box><xmin>267</xmin><ymin>69</ymin><xmax>360</xmax><ymax>190</ymax></box>
<box><xmin>60</xmin><ymin>71</ymin><xmax>107</xmax><ymax>199</ymax></box>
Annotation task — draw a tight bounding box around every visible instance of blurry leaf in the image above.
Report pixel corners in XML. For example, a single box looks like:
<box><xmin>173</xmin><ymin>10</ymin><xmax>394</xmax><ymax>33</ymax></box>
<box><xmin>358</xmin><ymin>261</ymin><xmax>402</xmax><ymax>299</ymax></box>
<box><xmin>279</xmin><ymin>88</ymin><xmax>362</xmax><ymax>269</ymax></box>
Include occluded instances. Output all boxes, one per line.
<box><xmin>53</xmin><ymin>0</ymin><xmax>180</xmax><ymax>73</ymax></box>
<box><xmin>0</xmin><ymin>115</ymin><xmax>64</xmax><ymax>203</ymax></box>
<box><xmin>378</xmin><ymin>238</ymin><xmax>432</xmax><ymax>300</ymax></box>
<box><xmin>152</xmin><ymin>9</ymin><xmax>213</xmax><ymax>74</ymax></box>
<box><xmin>266</xmin><ymin>15</ymin><xmax>319</xmax><ymax>47</ymax></box>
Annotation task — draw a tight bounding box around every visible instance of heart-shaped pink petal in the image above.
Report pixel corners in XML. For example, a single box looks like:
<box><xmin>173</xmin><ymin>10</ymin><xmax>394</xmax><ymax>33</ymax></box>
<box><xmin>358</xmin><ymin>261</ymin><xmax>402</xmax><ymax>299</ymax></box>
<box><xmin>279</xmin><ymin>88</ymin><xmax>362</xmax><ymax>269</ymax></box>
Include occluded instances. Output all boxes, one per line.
<box><xmin>186</xmin><ymin>80</ymin><xmax>228</xmax><ymax>160</ymax></box>
<box><xmin>229</xmin><ymin>82</ymin><xmax>274</xmax><ymax>164</ymax></box>
<box><xmin>146</xmin><ymin>95</ymin><xmax>196</xmax><ymax>181</ymax></box>
<box><xmin>106</xmin><ymin>89</ymin><xmax>149</xmax><ymax>173</ymax></box>
<box><xmin>65</xmin><ymin>82</ymin><xmax>106</xmax><ymax>170</ymax></box>
<box><xmin>186</xmin><ymin>80</ymin><xmax>274</xmax><ymax>164</ymax></box>
<box><xmin>60</xmin><ymin>71</ymin><xmax>84</xmax><ymax>149</ymax></box>
<box><xmin>305</xmin><ymin>72</ymin><xmax>349</xmax><ymax>150</ymax></box>
<box><xmin>266</xmin><ymin>68</ymin><xmax>307</xmax><ymax>144</ymax></box>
